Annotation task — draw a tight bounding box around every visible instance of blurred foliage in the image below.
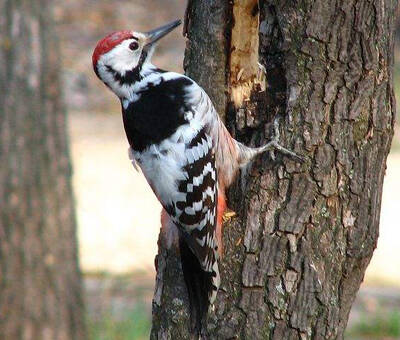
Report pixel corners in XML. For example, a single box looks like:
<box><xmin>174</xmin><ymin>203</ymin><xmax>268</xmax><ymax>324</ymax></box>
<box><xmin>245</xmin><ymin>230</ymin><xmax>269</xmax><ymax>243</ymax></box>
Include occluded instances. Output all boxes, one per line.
<box><xmin>346</xmin><ymin>310</ymin><xmax>400</xmax><ymax>339</ymax></box>
<box><xmin>88</xmin><ymin>302</ymin><xmax>151</xmax><ymax>340</ymax></box>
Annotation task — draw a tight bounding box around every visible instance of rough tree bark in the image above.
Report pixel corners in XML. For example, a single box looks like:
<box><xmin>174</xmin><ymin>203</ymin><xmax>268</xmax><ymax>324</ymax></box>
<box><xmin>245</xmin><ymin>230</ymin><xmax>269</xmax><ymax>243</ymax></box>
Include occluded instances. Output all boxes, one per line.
<box><xmin>0</xmin><ymin>1</ymin><xmax>85</xmax><ymax>339</ymax></box>
<box><xmin>151</xmin><ymin>0</ymin><xmax>396</xmax><ymax>339</ymax></box>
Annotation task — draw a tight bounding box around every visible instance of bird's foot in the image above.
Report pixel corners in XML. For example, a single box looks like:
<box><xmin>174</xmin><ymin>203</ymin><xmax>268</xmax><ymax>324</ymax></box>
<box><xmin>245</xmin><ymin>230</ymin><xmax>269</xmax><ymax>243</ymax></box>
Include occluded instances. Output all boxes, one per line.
<box><xmin>262</xmin><ymin>117</ymin><xmax>304</xmax><ymax>162</ymax></box>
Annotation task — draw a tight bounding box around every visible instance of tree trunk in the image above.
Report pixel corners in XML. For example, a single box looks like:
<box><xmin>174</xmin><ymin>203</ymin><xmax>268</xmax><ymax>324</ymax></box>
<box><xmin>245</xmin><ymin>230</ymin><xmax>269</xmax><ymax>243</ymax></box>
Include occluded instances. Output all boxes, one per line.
<box><xmin>0</xmin><ymin>1</ymin><xmax>85</xmax><ymax>339</ymax></box>
<box><xmin>151</xmin><ymin>0</ymin><xmax>396</xmax><ymax>339</ymax></box>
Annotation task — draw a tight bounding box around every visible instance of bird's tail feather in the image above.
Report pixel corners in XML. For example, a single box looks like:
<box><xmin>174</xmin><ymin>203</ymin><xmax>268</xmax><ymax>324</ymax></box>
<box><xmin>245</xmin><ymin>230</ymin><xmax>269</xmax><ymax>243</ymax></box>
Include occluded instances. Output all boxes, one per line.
<box><xmin>179</xmin><ymin>234</ymin><xmax>214</xmax><ymax>336</ymax></box>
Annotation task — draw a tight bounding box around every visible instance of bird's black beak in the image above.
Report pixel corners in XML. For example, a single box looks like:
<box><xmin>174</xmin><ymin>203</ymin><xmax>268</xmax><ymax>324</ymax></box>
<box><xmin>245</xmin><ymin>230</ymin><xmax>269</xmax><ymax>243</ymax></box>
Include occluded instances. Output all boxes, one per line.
<box><xmin>144</xmin><ymin>19</ymin><xmax>182</xmax><ymax>46</ymax></box>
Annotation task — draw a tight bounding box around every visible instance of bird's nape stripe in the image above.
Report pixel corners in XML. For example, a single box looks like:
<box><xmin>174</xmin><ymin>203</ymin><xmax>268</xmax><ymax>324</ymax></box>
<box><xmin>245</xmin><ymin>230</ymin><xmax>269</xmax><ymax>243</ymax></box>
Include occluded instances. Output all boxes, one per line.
<box><xmin>105</xmin><ymin>65</ymin><xmax>143</xmax><ymax>85</ymax></box>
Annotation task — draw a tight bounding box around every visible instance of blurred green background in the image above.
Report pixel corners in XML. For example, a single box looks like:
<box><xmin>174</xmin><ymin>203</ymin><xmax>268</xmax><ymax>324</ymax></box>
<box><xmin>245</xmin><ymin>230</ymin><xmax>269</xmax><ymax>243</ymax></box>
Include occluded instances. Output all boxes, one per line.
<box><xmin>55</xmin><ymin>0</ymin><xmax>400</xmax><ymax>338</ymax></box>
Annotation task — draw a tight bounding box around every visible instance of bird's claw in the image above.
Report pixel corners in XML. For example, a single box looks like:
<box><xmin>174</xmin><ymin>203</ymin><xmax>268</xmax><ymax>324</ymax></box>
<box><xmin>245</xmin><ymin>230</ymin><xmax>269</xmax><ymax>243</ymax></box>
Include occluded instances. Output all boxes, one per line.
<box><xmin>264</xmin><ymin>117</ymin><xmax>305</xmax><ymax>163</ymax></box>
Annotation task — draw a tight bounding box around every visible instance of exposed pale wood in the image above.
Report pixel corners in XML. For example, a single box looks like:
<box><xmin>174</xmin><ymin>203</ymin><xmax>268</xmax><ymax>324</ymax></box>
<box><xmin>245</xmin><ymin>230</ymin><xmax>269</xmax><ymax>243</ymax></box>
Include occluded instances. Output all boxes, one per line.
<box><xmin>230</xmin><ymin>0</ymin><xmax>264</xmax><ymax>109</ymax></box>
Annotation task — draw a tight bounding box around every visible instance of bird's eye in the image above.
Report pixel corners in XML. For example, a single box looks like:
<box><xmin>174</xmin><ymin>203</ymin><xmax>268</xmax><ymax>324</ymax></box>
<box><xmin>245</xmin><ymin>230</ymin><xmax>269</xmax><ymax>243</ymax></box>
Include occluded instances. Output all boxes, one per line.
<box><xmin>129</xmin><ymin>41</ymin><xmax>139</xmax><ymax>51</ymax></box>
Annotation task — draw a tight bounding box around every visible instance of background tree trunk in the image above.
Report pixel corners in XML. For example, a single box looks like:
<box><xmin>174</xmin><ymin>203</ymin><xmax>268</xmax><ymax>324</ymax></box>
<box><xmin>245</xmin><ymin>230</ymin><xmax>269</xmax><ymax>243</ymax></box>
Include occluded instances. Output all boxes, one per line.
<box><xmin>0</xmin><ymin>1</ymin><xmax>85</xmax><ymax>339</ymax></box>
<box><xmin>151</xmin><ymin>0</ymin><xmax>396</xmax><ymax>339</ymax></box>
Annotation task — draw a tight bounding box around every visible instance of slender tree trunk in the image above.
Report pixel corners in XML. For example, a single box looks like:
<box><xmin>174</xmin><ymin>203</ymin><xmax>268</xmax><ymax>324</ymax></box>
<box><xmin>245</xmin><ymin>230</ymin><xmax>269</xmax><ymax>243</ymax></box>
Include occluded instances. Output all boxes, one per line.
<box><xmin>151</xmin><ymin>0</ymin><xmax>396</xmax><ymax>339</ymax></box>
<box><xmin>0</xmin><ymin>1</ymin><xmax>85</xmax><ymax>339</ymax></box>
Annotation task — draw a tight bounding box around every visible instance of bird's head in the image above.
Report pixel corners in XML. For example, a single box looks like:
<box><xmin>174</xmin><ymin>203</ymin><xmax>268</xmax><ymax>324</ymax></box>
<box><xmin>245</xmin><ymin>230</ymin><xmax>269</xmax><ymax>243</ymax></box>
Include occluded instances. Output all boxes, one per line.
<box><xmin>92</xmin><ymin>19</ymin><xmax>181</xmax><ymax>97</ymax></box>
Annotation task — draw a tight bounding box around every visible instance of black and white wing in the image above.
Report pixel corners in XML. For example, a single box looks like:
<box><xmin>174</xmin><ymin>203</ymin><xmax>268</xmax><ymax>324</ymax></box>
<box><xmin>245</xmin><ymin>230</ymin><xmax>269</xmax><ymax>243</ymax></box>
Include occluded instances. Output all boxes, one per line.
<box><xmin>172</xmin><ymin>127</ymin><xmax>220</xmax><ymax>286</ymax></box>
<box><xmin>134</xmin><ymin>124</ymin><xmax>220</xmax><ymax>288</ymax></box>
<box><xmin>172</xmin><ymin>127</ymin><xmax>220</xmax><ymax>331</ymax></box>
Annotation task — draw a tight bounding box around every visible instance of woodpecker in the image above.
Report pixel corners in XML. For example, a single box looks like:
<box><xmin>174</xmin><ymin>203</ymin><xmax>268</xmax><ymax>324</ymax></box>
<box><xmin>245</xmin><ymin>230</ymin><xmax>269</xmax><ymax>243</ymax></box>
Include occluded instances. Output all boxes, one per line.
<box><xmin>92</xmin><ymin>19</ymin><xmax>300</xmax><ymax>335</ymax></box>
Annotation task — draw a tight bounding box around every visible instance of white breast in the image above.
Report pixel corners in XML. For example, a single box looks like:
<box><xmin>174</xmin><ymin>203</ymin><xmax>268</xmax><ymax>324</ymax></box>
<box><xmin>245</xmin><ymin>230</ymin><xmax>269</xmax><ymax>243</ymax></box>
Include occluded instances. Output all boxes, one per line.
<box><xmin>129</xmin><ymin>119</ymin><xmax>202</xmax><ymax>208</ymax></box>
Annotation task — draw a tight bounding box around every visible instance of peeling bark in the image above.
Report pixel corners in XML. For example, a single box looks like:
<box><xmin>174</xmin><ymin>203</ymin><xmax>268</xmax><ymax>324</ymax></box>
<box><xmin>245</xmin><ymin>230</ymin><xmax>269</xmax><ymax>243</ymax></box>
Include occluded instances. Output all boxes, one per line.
<box><xmin>151</xmin><ymin>0</ymin><xmax>396</xmax><ymax>339</ymax></box>
<box><xmin>0</xmin><ymin>1</ymin><xmax>85</xmax><ymax>339</ymax></box>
